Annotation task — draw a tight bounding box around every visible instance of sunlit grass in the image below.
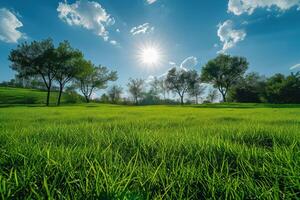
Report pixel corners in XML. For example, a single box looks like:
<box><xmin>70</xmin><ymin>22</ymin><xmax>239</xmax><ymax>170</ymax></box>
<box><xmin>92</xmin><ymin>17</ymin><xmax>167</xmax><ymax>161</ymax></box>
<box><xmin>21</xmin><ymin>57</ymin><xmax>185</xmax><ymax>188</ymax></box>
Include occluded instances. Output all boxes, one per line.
<box><xmin>0</xmin><ymin>104</ymin><xmax>299</xmax><ymax>199</ymax></box>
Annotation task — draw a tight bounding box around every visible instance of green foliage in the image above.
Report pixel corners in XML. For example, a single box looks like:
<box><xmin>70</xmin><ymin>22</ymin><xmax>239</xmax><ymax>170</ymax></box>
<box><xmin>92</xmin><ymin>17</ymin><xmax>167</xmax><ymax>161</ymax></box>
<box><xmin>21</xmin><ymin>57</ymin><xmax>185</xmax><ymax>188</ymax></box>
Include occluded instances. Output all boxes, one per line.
<box><xmin>230</xmin><ymin>72</ymin><xmax>266</xmax><ymax>103</ymax></box>
<box><xmin>166</xmin><ymin>68</ymin><xmax>197</xmax><ymax>105</ymax></box>
<box><xmin>201</xmin><ymin>54</ymin><xmax>249</xmax><ymax>102</ymax></box>
<box><xmin>54</xmin><ymin>41</ymin><xmax>84</xmax><ymax>106</ymax></box>
<box><xmin>9</xmin><ymin>39</ymin><xmax>57</xmax><ymax>106</ymax></box>
<box><xmin>265</xmin><ymin>73</ymin><xmax>300</xmax><ymax>103</ymax></box>
<box><xmin>75</xmin><ymin>61</ymin><xmax>118</xmax><ymax>103</ymax></box>
<box><xmin>0</xmin><ymin>104</ymin><xmax>299</xmax><ymax>199</ymax></box>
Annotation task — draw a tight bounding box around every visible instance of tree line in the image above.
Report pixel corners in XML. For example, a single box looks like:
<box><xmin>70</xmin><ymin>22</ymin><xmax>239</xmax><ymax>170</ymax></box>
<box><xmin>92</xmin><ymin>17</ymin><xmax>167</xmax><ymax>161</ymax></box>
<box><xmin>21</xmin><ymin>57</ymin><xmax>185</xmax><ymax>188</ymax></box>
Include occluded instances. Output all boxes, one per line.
<box><xmin>3</xmin><ymin>39</ymin><xmax>300</xmax><ymax>106</ymax></box>
<box><xmin>7</xmin><ymin>39</ymin><xmax>117</xmax><ymax>106</ymax></box>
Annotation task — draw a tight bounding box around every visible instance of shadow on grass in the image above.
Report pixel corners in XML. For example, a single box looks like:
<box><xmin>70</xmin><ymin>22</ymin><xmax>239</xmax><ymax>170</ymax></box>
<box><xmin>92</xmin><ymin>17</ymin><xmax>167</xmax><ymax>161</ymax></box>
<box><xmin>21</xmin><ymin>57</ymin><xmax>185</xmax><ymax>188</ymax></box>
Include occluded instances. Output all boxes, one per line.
<box><xmin>229</xmin><ymin>133</ymin><xmax>294</xmax><ymax>149</ymax></box>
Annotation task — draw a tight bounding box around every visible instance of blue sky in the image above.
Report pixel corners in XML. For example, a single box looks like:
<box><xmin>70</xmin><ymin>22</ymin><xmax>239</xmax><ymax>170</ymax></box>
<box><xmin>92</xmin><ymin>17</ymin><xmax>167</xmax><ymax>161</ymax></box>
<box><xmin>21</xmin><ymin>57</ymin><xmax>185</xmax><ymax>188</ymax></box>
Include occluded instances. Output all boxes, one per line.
<box><xmin>1</xmin><ymin>0</ymin><xmax>300</xmax><ymax>86</ymax></box>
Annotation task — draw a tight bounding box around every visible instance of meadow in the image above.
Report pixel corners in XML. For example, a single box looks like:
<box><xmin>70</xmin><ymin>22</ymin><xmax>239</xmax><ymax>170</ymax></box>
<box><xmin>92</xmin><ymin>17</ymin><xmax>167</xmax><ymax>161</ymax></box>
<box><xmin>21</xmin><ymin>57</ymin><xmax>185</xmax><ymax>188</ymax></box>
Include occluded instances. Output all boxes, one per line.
<box><xmin>0</xmin><ymin>103</ymin><xmax>300</xmax><ymax>199</ymax></box>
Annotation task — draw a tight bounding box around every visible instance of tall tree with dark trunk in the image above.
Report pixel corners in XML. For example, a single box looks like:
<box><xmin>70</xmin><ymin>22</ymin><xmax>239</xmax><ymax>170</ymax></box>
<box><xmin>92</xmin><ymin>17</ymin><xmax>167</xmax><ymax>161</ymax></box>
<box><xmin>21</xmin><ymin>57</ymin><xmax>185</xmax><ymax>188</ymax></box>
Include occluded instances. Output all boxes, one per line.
<box><xmin>201</xmin><ymin>54</ymin><xmax>248</xmax><ymax>102</ymax></box>
<box><xmin>165</xmin><ymin>68</ymin><xmax>194</xmax><ymax>105</ymax></box>
<box><xmin>74</xmin><ymin>61</ymin><xmax>118</xmax><ymax>103</ymax></box>
<box><xmin>9</xmin><ymin>39</ymin><xmax>56</xmax><ymax>106</ymax></box>
<box><xmin>54</xmin><ymin>41</ymin><xmax>83</xmax><ymax>106</ymax></box>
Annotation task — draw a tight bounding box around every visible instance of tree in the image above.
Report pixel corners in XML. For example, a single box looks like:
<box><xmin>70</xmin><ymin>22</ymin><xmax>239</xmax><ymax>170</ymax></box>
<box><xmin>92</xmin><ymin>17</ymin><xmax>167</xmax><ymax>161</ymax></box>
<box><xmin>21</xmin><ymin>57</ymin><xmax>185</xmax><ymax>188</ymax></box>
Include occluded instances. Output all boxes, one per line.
<box><xmin>9</xmin><ymin>39</ymin><xmax>56</xmax><ymax>106</ymax></box>
<box><xmin>149</xmin><ymin>76</ymin><xmax>169</xmax><ymax>100</ymax></box>
<box><xmin>201</xmin><ymin>54</ymin><xmax>248</xmax><ymax>102</ymax></box>
<box><xmin>54</xmin><ymin>41</ymin><xmax>83</xmax><ymax>106</ymax></box>
<box><xmin>281</xmin><ymin>73</ymin><xmax>300</xmax><ymax>103</ymax></box>
<box><xmin>265</xmin><ymin>73</ymin><xmax>300</xmax><ymax>103</ymax></box>
<box><xmin>206</xmin><ymin>88</ymin><xmax>219</xmax><ymax>103</ymax></box>
<box><xmin>107</xmin><ymin>85</ymin><xmax>123</xmax><ymax>103</ymax></box>
<box><xmin>230</xmin><ymin>72</ymin><xmax>266</xmax><ymax>103</ymax></box>
<box><xmin>75</xmin><ymin>61</ymin><xmax>118</xmax><ymax>103</ymax></box>
<box><xmin>189</xmin><ymin>83</ymin><xmax>206</xmax><ymax>104</ymax></box>
<box><xmin>100</xmin><ymin>93</ymin><xmax>110</xmax><ymax>103</ymax></box>
<box><xmin>187</xmin><ymin>70</ymin><xmax>206</xmax><ymax>104</ymax></box>
<box><xmin>127</xmin><ymin>78</ymin><xmax>144</xmax><ymax>105</ymax></box>
<box><xmin>265</xmin><ymin>73</ymin><xmax>285</xmax><ymax>103</ymax></box>
<box><xmin>159</xmin><ymin>78</ymin><xmax>169</xmax><ymax>100</ymax></box>
<box><xmin>165</xmin><ymin>68</ymin><xmax>194</xmax><ymax>105</ymax></box>
<box><xmin>149</xmin><ymin>77</ymin><xmax>161</xmax><ymax>98</ymax></box>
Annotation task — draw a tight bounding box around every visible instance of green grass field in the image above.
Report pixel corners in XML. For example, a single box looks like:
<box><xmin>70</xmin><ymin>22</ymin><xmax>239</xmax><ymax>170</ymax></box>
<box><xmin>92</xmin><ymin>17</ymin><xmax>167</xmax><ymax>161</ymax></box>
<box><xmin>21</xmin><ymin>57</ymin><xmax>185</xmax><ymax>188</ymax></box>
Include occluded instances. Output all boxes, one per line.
<box><xmin>0</xmin><ymin>104</ymin><xmax>299</xmax><ymax>199</ymax></box>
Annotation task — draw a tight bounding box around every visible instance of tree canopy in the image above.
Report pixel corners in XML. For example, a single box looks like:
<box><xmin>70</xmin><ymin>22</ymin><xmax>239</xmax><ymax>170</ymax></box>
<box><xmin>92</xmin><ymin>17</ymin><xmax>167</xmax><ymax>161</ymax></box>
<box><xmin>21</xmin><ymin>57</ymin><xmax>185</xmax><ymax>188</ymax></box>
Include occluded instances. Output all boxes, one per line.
<box><xmin>9</xmin><ymin>39</ymin><xmax>57</xmax><ymax>106</ymax></box>
<box><xmin>201</xmin><ymin>54</ymin><xmax>248</xmax><ymax>102</ymax></box>
<box><xmin>74</xmin><ymin>61</ymin><xmax>117</xmax><ymax>103</ymax></box>
<box><xmin>166</xmin><ymin>68</ymin><xmax>197</xmax><ymax>105</ymax></box>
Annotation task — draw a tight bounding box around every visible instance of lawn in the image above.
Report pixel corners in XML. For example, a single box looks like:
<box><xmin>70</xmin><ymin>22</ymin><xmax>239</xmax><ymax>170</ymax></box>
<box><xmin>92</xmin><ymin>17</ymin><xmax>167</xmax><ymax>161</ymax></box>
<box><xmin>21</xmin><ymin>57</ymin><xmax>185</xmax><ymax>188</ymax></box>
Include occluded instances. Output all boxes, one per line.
<box><xmin>0</xmin><ymin>104</ymin><xmax>299</xmax><ymax>199</ymax></box>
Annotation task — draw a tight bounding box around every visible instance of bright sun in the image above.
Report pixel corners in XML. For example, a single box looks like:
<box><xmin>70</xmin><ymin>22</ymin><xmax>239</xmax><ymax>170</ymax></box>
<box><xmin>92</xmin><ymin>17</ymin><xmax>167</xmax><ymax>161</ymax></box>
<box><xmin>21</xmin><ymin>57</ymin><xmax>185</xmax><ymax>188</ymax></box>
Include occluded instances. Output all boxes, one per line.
<box><xmin>137</xmin><ymin>43</ymin><xmax>163</xmax><ymax>66</ymax></box>
<box><xmin>140</xmin><ymin>47</ymin><xmax>160</xmax><ymax>65</ymax></box>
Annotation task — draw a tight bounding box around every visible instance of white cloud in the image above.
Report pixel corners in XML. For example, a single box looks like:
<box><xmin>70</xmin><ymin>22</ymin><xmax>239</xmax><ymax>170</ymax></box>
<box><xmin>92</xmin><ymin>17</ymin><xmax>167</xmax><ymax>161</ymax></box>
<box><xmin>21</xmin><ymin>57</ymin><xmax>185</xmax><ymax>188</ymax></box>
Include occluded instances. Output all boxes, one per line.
<box><xmin>110</xmin><ymin>40</ymin><xmax>117</xmax><ymax>45</ymax></box>
<box><xmin>109</xmin><ymin>40</ymin><xmax>121</xmax><ymax>47</ymax></box>
<box><xmin>169</xmin><ymin>61</ymin><xmax>176</xmax><ymax>65</ymax></box>
<box><xmin>57</xmin><ymin>0</ymin><xmax>115</xmax><ymax>41</ymax></box>
<box><xmin>146</xmin><ymin>0</ymin><xmax>158</xmax><ymax>4</ymax></box>
<box><xmin>180</xmin><ymin>56</ymin><xmax>198</xmax><ymax>69</ymax></box>
<box><xmin>290</xmin><ymin>63</ymin><xmax>300</xmax><ymax>70</ymax></box>
<box><xmin>0</xmin><ymin>8</ymin><xmax>25</xmax><ymax>43</ymax></box>
<box><xmin>228</xmin><ymin>0</ymin><xmax>300</xmax><ymax>15</ymax></box>
<box><xmin>217</xmin><ymin>20</ymin><xmax>246</xmax><ymax>53</ymax></box>
<box><xmin>130</xmin><ymin>23</ymin><xmax>154</xmax><ymax>35</ymax></box>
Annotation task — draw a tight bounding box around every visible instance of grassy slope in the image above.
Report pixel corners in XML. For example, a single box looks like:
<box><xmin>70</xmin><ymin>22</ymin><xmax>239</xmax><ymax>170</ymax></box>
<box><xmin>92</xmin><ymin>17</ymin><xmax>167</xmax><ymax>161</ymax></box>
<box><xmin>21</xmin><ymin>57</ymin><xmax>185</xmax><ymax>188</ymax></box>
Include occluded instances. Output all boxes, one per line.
<box><xmin>0</xmin><ymin>104</ymin><xmax>299</xmax><ymax>199</ymax></box>
<box><xmin>0</xmin><ymin>87</ymin><xmax>81</xmax><ymax>105</ymax></box>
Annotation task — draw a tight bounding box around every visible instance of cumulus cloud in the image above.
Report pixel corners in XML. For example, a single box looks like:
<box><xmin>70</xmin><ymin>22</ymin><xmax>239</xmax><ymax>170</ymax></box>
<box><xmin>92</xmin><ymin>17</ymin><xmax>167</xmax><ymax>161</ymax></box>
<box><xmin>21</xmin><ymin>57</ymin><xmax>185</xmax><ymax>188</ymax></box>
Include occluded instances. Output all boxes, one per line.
<box><xmin>228</xmin><ymin>0</ymin><xmax>300</xmax><ymax>15</ymax></box>
<box><xmin>0</xmin><ymin>8</ymin><xmax>25</xmax><ymax>43</ymax></box>
<box><xmin>146</xmin><ymin>0</ymin><xmax>158</xmax><ymax>4</ymax></box>
<box><xmin>130</xmin><ymin>23</ymin><xmax>154</xmax><ymax>35</ymax></box>
<box><xmin>217</xmin><ymin>20</ymin><xmax>246</xmax><ymax>53</ymax></box>
<box><xmin>57</xmin><ymin>0</ymin><xmax>115</xmax><ymax>41</ymax></box>
<box><xmin>290</xmin><ymin>63</ymin><xmax>300</xmax><ymax>70</ymax></box>
<box><xmin>180</xmin><ymin>56</ymin><xmax>198</xmax><ymax>70</ymax></box>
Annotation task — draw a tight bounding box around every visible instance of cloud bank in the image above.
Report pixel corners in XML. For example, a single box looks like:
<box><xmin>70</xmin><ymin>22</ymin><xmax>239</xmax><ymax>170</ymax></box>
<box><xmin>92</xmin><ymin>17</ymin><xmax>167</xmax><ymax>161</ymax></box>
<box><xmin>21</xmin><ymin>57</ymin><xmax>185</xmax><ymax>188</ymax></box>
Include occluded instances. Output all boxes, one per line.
<box><xmin>228</xmin><ymin>0</ymin><xmax>300</xmax><ymax>15</ymax></box>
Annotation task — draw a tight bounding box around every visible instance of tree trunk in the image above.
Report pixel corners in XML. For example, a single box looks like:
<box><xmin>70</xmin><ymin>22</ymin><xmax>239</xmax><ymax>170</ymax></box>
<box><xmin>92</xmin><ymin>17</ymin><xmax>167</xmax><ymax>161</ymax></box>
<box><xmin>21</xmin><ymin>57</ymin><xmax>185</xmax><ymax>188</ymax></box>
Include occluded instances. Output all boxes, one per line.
<box><xmin>180</xmin><ymin>95</ymin><xmax>184</xmax><ymax>105</ymax></box>
<box><xmin>85</xmin><ymin>95</ymin><xmax>90</xmax><ymax>103</ymax></box>
<box><xmin>195</xmin><ymin>94</ymin><xmax>198</xmax><ymax>104</ymax></box>
<box><xmin>46</xmin><ymin>87</ymin><xmax>51</xmax><ymax>106</ymax></box>
<box><xmin>57</xmin><ymin>84</ymin><xmax>63</xmax><ymax>106</ymax></box>
<box><xmin>218</xmin><ymin>88</ymin><xmax>227</xmax><ymax>103</ymax></box>
<box><xmin>221</xmin><ymin>92</ymin><xmax>227</xmax><ymax>102</ymax></box>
